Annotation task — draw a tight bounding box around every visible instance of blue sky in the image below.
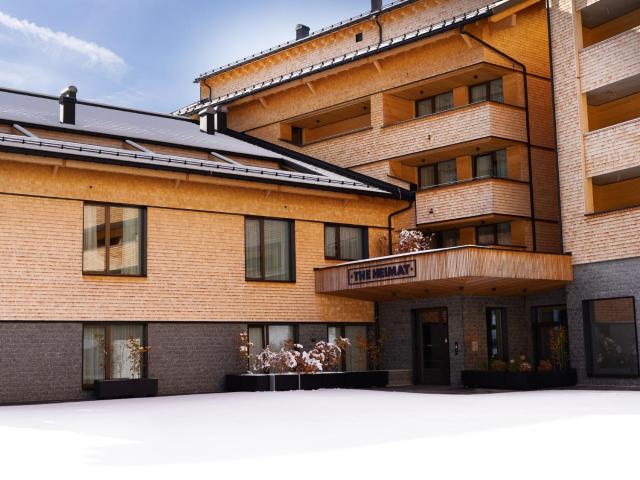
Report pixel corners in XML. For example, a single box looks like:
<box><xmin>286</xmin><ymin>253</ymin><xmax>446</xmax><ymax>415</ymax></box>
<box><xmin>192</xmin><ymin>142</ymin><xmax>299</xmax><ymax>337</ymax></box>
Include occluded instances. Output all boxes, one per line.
<box><xmin>0</xmin><ymin>0</ymin><xmax>376</xmax><ymax>113</ymax></box>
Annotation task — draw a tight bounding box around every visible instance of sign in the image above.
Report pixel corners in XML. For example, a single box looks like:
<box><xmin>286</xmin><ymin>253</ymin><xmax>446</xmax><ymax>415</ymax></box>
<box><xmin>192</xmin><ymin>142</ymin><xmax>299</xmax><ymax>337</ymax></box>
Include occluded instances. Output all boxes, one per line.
<box><xmin>348</xmin><ymin>260</ymin><xmax>416</xmax><ymax>285</ymax></box>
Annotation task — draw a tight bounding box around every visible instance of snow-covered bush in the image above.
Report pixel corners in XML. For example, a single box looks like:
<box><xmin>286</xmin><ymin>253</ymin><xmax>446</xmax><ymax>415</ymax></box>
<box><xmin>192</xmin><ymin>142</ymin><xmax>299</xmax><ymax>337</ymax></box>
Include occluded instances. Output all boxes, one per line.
<box><xmin>396</xmin><ymin>229</ymin><xmax>433</xmax><ymax>253</ymax></box>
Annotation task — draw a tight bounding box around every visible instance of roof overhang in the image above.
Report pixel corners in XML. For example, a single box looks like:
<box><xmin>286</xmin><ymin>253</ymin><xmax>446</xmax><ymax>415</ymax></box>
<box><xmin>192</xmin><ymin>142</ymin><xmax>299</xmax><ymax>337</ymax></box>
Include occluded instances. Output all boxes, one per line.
<box><xmin>314</xmin><ymin>246</ymin><xmax>572</xmax><ymax>301</ymax></box>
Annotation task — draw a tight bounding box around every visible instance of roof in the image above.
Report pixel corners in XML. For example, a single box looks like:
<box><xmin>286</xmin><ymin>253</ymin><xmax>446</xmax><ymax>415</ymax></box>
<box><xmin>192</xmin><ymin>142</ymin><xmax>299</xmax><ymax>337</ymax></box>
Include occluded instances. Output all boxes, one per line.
<box><xmin>194</xmin><ymin>0</ymin><xmax>421</xmax><ymax>82</ymax></box>
<box><xmin>0</xmin><ymin>87</ymin><xmax>411</xmax><ymax>199</ymax></box>
<box><xmin>175</xmin><ymin>0</ymin><xmax>511</xmax><ymax>116</ymax></box>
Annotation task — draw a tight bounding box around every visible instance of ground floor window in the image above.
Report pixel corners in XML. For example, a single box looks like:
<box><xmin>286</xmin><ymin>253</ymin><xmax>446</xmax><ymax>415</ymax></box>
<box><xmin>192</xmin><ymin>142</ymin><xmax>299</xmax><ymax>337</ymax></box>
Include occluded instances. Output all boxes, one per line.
<box><xmin>584</xmin><ymin>297</ymin><xmax>639</xmax><ymax>377</ymax></box>
<box><xmin>328</xmin><ymin>325</ymin><xmax>368</xmax><ymax>371</ymax></box>
<box><xmin>82</xmin><ymin>324</ymin><xmax>147</xmax><ymax>388</ymax></box>
<box><xmin>486</xmin><ymin>308</ymin><xmax>508</xmax><ymax>362</ymax></box>
<box><xmin>533</xmin><ymin>305</ymin><xmax>569</xmax><ymax>370</ymax></box>
<box><xmin>247</xmin><ymin>324</ymin><xmax>297</xmax><ymax>356</ymax></box>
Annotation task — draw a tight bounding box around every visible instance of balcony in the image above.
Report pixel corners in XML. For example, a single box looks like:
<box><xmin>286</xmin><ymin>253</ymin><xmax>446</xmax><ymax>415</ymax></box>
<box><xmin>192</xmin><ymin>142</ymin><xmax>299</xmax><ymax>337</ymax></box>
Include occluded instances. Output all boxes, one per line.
<box><xmin>314</xmin><ymin>246</ymin><xmax>573</xmax><ymax>301</ymax></box>
<box><xmin>415</xmin><ymin>178</ymin><xmax>531</xmax><ymax>226</ymax></box>
<box><xmin>580</xmin><ymin>27</ymin><xmax>640</xmax><ymax>95</ymax></box>
<box><xmin>584</xmin><ymin>117</ymin><xmax>640</xmax><ymax>177</ymax></box>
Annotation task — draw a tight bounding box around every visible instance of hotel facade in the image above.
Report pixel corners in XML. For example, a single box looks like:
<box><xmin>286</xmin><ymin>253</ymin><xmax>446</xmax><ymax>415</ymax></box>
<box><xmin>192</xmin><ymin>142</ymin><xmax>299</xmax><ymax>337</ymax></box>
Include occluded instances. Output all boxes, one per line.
<box><xmin>1</xmin><ymin>0</ymin><xmax>639</xmax><ymax>404</ymax></box>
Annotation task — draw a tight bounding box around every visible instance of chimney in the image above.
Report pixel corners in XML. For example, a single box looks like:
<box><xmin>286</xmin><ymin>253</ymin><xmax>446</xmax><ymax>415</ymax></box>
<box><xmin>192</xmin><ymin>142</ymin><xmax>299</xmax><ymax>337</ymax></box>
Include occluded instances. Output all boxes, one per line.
<box><xmin>199</xmin><ymin>105</ymin><xmax>228</xmax><ymax>135</ymax></box>
<box><xmin>295</xmin><ymin>24</ymin><xmax>310</xmax><ymax>40</ymax></box>
<box><xmin>59</xmin><ymin>85</ymin><xmax>78</xmax><ymax>125</ymax></box>
<box><xmin>371</xmin><ymin>0</ymin><xmax>382</xmax><ymax>11</ymax></box>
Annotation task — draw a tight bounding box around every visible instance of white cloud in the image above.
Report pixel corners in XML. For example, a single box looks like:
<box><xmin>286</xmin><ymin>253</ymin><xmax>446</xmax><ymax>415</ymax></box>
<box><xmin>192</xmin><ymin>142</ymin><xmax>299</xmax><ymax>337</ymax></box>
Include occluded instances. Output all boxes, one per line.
<box><xmin>0</xmin><ymin>11</ymin><xmax>126</xmax><ymax>72</ymax></box>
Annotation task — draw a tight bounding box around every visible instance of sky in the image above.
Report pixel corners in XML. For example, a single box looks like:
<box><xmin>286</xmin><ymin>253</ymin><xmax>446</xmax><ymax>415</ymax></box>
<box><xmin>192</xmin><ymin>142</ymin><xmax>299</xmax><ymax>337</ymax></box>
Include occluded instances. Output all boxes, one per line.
<box><xmin>0</xmin><ymin>0</ymin><xmax>377</xmax><ymax>113</ymax></box>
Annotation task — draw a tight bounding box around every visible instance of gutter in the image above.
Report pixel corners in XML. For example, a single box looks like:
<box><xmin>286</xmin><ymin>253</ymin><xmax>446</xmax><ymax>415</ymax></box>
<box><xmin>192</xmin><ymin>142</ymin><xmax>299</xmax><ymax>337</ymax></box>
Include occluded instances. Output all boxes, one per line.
<box><xmin>459</xmin><ymin>26</ymin><xmax>538</xmax><ymax>252</ymax></box>
<box><xmin>387</xmin><ymin>201</ymin><xmax>414</xmax><ymax>254</ymax></box>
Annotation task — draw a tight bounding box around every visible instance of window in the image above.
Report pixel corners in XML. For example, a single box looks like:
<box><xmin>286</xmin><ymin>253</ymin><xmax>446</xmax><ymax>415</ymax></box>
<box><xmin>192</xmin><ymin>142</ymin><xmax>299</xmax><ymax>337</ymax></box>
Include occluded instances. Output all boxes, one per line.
<box><xmin>419</xmin><ymin>159</ymin><xmax>457</xmax><ymax>188</ymax></box>
<box><xmin>473</xmin><ymin>149</ymin><xmax>508</xmax><ymax>179</ymax></box>
<box><xmin>82</xmin><ymin>324</ymin><xmax>146</xmax><ymax>387</ymax></box>
<box><xmin>469</xmin><ymin>78</ymin><xmax>504</xmax><ymax>104</ymax></box>
<box><xmin>248</xmin><ymin>324</ymin><xmax>297</xmax><ymax>354</ymax></box>
<box><xmin>291</xmin><ymin>126</ymin><xmax>303</xmax><ymax>146</ymax></box>
<box><xmin>584</xmin><ymin>298</ymin><xmax>639</xmax><ymax>377</ymax></box>
<box><xmin>476</xmin><ymin>222</ymin><xmax>512</xmax><ymax>246</ymax></box>
<box><xmin>83</xmin><ymin>203</ymin><xmax>145</xmax><ymax>275</ymax></box>
<box><xmin>328</xmin><ymin>325</ymin><xmax>368</xmax><ymax>371</ymax></box>
<box><xmin>245</xmin><ymin>217</ymin><xmax>295</xmax><ymax>282</ymax></box>
<box><xmin>435</xmin><ymin>229</ymin><xmax>460</xmax><ymax>248</ymax></box>
<box><xmin>533</xmin><ymin>306</ymin><xmax>569</xmax><ymax>370</ymax></box>
<box><xmin>355</xmin><ymin>32</ymin><xmax>363</xmax><ymax>42</ymax></box>
<box><xmin>324</xmin><ymin>224</ymin><xmax>368</xmax><ymax>260</ymax></box>
<box><xmin>486</xmin><ymin>308</ymin><xmax>508</xmax><ymax>362</ymax></box>
<box><xmin>415</xmin><ymin>91</ymin><xmax>453</xmax><ymax>117</ymax></box>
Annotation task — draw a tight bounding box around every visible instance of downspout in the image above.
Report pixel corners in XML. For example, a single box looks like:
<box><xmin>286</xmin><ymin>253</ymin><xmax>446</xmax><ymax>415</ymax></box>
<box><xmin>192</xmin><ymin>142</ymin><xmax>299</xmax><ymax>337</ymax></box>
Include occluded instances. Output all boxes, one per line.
<box><xmin>459</xmin><ymin>27</ymin><xmax>537</xmax><ymax>252</ymax></box>
<box><xmin>387</xmin><ymin>200</ymin><xmax>413</xmax><ymax>255</ymax></box>
<box><xmin>545</xmin><ymin>0</ymin><xmax>565</xmax><ymax>251</ymax></box>
<box><xmin>374</xmin><ymin>14</ymin><xmax>383</xmax><ymax>44</ymax></box>
<box><xmin>203</xmin><ymin>80</ymin><xmax>212</xmax><ymax>102</ymax></box>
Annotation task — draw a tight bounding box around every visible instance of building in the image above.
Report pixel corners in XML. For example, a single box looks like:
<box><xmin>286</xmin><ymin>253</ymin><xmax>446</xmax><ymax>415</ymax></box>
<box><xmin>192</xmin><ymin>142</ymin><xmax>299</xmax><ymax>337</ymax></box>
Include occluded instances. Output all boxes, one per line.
<box><xmin>0</xmin><ymin>0</ymin><xmax>638</xmax><ymax>404</ymax></box>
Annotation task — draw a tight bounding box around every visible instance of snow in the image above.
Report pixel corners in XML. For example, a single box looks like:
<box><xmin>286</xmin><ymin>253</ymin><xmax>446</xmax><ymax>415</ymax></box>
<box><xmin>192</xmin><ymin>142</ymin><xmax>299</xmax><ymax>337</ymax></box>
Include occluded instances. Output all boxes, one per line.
<box><xmin>1</xmin><ymin>389</ymin><xmax>639</xmax><ymax>479</ymax></box>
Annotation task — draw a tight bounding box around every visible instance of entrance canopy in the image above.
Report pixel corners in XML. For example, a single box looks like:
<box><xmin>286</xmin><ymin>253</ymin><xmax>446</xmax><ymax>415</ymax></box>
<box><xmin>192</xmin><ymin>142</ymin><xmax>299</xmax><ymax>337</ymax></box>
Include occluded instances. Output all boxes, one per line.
<box><xmin>314</xmin><ymin>246</ymin><xmax>573</xmax><ymax>301</ymax></box>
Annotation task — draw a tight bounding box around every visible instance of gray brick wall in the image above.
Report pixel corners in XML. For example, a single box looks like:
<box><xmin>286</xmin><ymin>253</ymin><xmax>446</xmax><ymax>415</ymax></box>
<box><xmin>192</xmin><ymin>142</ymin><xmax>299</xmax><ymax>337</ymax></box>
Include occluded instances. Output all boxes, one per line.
<box><xmin>298</xmin><ymin>324</ymin><xmax>328</xmax><ymax>350</ymax></box>
<box><xmin>0</xmin><ymin>322</ymin><xmax>88</xmax><ymax>405</ymax></box>
<box><xmin>566</xmin><ymin>257</ymin><xmax>640</xmax><ymax>387</ymax></box>
<box><xmin>148</xmin><ymin>323</ymin><xmax>246</xmax><ymax>395</ymax></box>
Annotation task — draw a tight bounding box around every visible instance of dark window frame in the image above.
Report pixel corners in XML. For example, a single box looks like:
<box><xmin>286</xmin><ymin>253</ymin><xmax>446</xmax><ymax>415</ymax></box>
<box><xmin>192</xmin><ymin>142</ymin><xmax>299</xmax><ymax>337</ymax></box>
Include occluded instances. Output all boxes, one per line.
<box><xmin>418</xmin><ymin>159</ymin><xmax>457</xmax><ymax>189</ymax></box>
<box><xmin>486</xmin><ymin>307</ymin><xmax>508</xmax><ymax>362</ymax></box>
<box><xmin>82</xmin><ymin>202</ymin><xmax>147</xmax><ymax>277</ymax></box>
<box><xmin>583</xmin><ymin>297</ymin><xmax>640</xmax><ymax>378</ymax></box>
<box><xmin>469</xmin><ymin>77</ymin><xmax>504</xmax><ymax>104</ymax></box>
<box><xmin>324</xmin><ymin>223</ymin><xmax>369</xmax><ymax>261</ymax></box>
<box><xmin>475</xmin><ymin>222</ymin><xmax>512</xmax><ymax>246</ymax></box>
<box><xmin>291</xmin><ymin>126</ymin><xmax>303</xmax><ymax>146</ymax></box>
<box><xmin>434</xmin><ymin>229</ymin><xmax>460</xmax><ymax>249</ymax></box>
<box><xmin>248</xmin><ymin>323</ymin><xmax>300</xmax><ymax>350</ymax></box>
<box><xmin>81</xmin><ymin>322</ymin><xmax>148</xmax><ymax>390</ymax></box>
<box><xmin>415</xmin><ymin>90</ymin><xmax>454</xmax><ymax>118</ymax></box>
<box><xmin>327</xmin><ymin>323</ymin><xmax>372</xmax><ymax>371</ymax></box>
<box><xmin>244</xmin><ymin>216</ymin><xmax>296</xmax><ymax>283</ymax></box>
<box><xmin>355</xmin><ymin>32</ymin><xmax>363</xmax><ymax>42</ymax></box>
<box><xmin>531</xmin><ymin>304</ymin><xmax>569</xmax><ymax>370</ymax></box>
<box><xmin>472</xmin><ymin>149</ymin><xmax>508</xmax><ymax>179</ymax></box>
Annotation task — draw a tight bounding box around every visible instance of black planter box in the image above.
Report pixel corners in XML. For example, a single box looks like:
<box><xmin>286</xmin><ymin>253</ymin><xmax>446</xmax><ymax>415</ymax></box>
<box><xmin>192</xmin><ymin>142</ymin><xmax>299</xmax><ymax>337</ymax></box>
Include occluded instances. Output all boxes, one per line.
<box><xmin>94</xmin><ymin>378</ymin><xmax>159</xmax><ymax>399</ymax></box>
<box><xmin>461</xmin><ymin>369</ymin><xmax>577</xmax><ymax>390</ymax></box>
<box><xmin>226</xmin><ymin>370</ymin><xmax>389</xmax><ymax>392</ymax></box>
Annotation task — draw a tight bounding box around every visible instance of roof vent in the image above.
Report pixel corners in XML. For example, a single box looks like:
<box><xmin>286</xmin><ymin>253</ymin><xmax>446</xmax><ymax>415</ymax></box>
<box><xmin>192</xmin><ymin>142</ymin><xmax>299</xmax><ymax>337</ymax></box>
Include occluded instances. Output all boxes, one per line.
<box><xmin>296</xmin><ymin>24</ymin><xmax>310</xmax><ymax>40</ymax></box>
<box><xmin>371</xmin><ymin>0</ymin><xmax>382</xmax><ymax>11</ymax></box>
<box><xmin>59</xmin><ymin>85</ymin><xmax>78</xmax><ymax>125</ymax></box>
<box><xmin>198</xmin><ymin>105</ymin><xmax>228</xmax><ymax>135</ymax></box>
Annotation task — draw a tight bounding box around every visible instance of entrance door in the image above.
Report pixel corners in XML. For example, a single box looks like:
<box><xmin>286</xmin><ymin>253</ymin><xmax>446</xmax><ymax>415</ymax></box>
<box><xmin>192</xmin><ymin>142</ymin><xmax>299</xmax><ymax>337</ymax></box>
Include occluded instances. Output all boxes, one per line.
<box><xmin>415</xmin><ymin>308</ymin><xmax>450</xmax><ymax>385</ymax></box>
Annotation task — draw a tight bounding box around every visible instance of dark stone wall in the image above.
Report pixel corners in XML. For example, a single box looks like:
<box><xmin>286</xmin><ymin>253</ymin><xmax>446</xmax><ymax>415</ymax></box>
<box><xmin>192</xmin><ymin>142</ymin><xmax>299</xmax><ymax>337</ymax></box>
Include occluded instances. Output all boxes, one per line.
<box><xmin>0</xmin><ymin>322</ymin><xmax>88</xmax><ymax>404</ymax></box>
<box><xmin>566</xmin><ymin>257</ymin><xmax>640</xmax><ymax>387</ymax></box>
<box><xmin>298</xmin><ymin>323</ymin><xmax>329</xmax><ymax>350</ymax></box>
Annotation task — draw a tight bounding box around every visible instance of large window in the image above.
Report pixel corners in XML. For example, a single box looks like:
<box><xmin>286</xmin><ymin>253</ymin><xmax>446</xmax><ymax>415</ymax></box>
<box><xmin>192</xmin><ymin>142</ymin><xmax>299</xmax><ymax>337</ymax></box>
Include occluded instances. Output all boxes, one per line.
<box><xmin>469</xmin><ymin>78</ymin><xmax>504</xmax><ymax>104</ymax></box>
<box><xmin>82</xmin><ymin>324</ymin><xmax>146</xmax><ymax>387</ymax></box>
<box><xmin>473</xmin><ymin>150</ymin><xmax>508</xmax><ymax>179</ymax></box>
<box><xmin>83</xmin><ymin>203</ymin><xmax>145</xmax><ymax>275</ymax></box>
<box><xmin>476</xmin><ymin>222</ymin><xmax>512</xmax><ymax>246</ymax></box>
<box><xmin>435</xmin><ymin>229</ymin><xmax>460</xmax><ymax>248</ymax></box>
<box><xmin>419</xmin><ymin>159</ymin><xmax>457</xmax><ymax>189</ymax></box>
<box><xmin>533</xmin><ymin>305</ymin><xmax>569</xmax><ymax>370</ymax></box>
<box><xmin>248</xmin><ymin>324</ymin><xmax>297</xmax><ymax>355</ymax></box>
<box><xmin>245</xmin><ymin>217</ymin><xmax>295</xmax><ymax>282</ymax></box>
<box><xmin>584</xmin><ymin>298</ymin><xmax>639</xmax><ymax>377</ymax></box>
<box><xmin>486</xmin><ymin>308</ymin><xmax>508</xmax><ymax>362</ymax></box>
<box><xmin>324</xmin><ymin>224</ymin><xmax>368</xmax><ymax>261</ymax></box>
<box><xmin>415</xmin><ymin>91</ymin><xmax>453</xmax><ymax>117</ymax></box>
<box><xmin>328</xmin><ymin>325</ymin><xmax>368</xmax><ymax>371</ymax></box>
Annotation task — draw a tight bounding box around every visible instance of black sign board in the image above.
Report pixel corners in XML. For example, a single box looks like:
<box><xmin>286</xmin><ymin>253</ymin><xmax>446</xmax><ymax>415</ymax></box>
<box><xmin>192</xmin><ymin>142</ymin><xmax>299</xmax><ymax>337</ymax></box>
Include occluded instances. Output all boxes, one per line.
<box><xmin>348</xmin><ymin>260</ymin><xmax>417</xmax><ymax>285</ymax></box>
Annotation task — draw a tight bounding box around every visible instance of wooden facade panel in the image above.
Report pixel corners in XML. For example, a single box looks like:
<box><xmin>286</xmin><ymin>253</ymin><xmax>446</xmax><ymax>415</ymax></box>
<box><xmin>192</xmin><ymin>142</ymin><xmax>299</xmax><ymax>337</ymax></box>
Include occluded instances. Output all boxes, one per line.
<box><xmin>584</xmin><ymin>117</ymin><xmax>640</xmax><ymax>178</ymax></box>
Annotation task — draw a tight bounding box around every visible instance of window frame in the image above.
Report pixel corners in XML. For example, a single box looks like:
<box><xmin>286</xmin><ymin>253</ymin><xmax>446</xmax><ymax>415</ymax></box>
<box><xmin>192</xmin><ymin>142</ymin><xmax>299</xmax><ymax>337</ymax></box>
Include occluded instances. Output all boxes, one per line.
<box><xmin>468</xmin><ymin>77</ymin><xmax>504</xmax><ymax>104</ymax></box>
<box><xmin>327</xmin><ymin>323</ymin><xmax>371</xmax><ymax>371</ymax></box>
<box><xmin>434</xmin><ymin>229</ymin><xmax>460</xmax><ymax>249</ymax></box>
<box><xmin>472</xmin><ymin>149</ymin><xmax>508</xmax><ymax>179</ymax></box>
<box><xmin>486</xmin><ymin>307</ymin><xmax>508</xmax><ymax>362</ymax></box>
<box><xmin>82</xmin><ymin>202</ymin><xmax>147</xmax><ymax>277</ymax></box>
<box><xmin>248</xmin><ymin>323</ymin><xmax>299</xmax><ymax>351</ymax></box>
<box><xmin>291</xmin><ymin>126</ymin><xmax>303</xmax><ymax>146</ymax></box>
<box><xmin>418</xmin><ymin>159</ymin><xmax>457</xmax><ymax>189</ymax></box>
<box><xmin>324</xmin><ymin>224</ymin><xmax>369</xmax><ymax>261</ymax></box>
<box><xmin>244</xmin><ymin>216</ymin><xmax>296</xmax><ymax>283</ymax></box>
<box><xmin>81</xmin><ymin>323</ymin><xmax>148</xmax><ymax>389</ymax></box>
<box><xmin>475</xmin><ymin>222</ymin><xmax>512</xmax><ymax>247</ymax></box>
<box><xmin>583</xmin><ymin>297</ymin><xmax>640</xmax><ymax>378</ymax></box>
<box><xmin>531</xmin><ymin>304</ymin><xmax>569</xmax><ymax>370</ymax></box>
<box><xmin>415</xmin><ymin>90</ymin><xmax>454</xmax><ymax>118</ymax></box>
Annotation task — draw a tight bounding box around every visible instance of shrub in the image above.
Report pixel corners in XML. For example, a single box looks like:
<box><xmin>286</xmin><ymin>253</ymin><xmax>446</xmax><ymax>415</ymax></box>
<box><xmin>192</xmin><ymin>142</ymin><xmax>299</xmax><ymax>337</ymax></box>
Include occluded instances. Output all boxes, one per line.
<box><xmin>538</xmin><ymin>360</ymin><xmax>553</xmax><ymax>372</ymax></box>
<box><xmin>489</xmin><ymin>359</ymin><xmax>507</xmax><ymax>372</ymax></box>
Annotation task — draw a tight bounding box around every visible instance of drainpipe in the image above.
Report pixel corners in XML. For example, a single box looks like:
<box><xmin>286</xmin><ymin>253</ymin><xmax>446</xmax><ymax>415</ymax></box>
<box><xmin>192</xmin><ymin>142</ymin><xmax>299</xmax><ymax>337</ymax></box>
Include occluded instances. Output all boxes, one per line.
<box><xmin>203</xmin><ymin>80</ymin><xmax>212</xmax><ymax>102</ymax></box>
<box><xmin>374</xmin><ymin>14</ymin><xmax>383</xmax><ymax>44</ymax></box>
<box><xmin>387</xmin><ymin>201</ymin><xmax>413</xmax><ymax>255</ymax></box>
<box><xmin>459</xmin><ymin>27</ymin><xmax>537</xmax><ymax>252</ymax></box>
<box><xmin>545</xmin><ymin>0</ymin><xmax>565</xmax><ymax>251</ymax></box>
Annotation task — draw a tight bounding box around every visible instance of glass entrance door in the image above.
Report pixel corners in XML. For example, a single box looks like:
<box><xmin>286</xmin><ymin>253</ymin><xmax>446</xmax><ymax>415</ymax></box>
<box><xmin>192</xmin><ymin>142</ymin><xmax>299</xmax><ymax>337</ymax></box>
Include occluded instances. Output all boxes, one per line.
<box><xmin>415</xmin><ymin>308</ymin><xmax>450</xmax><ymax>385</ymax></box>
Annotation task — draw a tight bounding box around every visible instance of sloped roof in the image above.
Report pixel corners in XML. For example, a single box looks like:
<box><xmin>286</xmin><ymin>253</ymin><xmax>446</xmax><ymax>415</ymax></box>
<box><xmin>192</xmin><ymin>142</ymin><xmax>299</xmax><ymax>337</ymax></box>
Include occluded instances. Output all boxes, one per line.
<box><xmin>0</xmin><ymin>87</ymin><xmax>411</xmax><ymax>199</ymax></box>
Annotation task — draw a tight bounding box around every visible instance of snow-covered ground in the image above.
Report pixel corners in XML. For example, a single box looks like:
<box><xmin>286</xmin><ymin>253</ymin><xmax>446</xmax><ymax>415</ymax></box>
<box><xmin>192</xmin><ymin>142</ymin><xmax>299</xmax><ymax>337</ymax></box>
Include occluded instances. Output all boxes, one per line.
<box><xmin>1</xmin><ymin>389</ymin><xmax>639</xmax><ymax>479</ymax></box>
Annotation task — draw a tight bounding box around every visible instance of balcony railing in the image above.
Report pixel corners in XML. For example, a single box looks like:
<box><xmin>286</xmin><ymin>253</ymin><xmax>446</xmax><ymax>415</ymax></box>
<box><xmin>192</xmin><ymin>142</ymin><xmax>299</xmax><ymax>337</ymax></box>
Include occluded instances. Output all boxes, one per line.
<box><xmin>415</xmin><ymin>177</ymin><xmax>531</xmax><ymax>225</ymax></box>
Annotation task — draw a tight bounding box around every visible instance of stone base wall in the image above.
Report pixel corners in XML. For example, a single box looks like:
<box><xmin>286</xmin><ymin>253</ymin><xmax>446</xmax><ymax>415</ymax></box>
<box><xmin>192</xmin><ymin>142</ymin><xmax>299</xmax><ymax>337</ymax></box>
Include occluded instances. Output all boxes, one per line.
<box><xmin>566</xmin><ymin>257</ymin><xmax>640</xmax><ymax>387</ymax></box>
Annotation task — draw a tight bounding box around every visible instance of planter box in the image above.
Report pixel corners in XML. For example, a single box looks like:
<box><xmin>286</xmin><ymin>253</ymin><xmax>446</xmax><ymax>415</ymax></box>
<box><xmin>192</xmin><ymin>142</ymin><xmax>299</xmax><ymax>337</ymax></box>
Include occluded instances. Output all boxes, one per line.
<box><xmin>94</xmin><ymin>378</ymin><xmax>158</xmax><ymax>399</ymax></box>
<box><xmin>226</xmin><ymin>371</ymin><xmax>388</xmax><ymax>392</ymax></box>
<box><xmin>461</xmin><ymin>369</ymin><xmax>577</xmax><ymax>390</ymax></box>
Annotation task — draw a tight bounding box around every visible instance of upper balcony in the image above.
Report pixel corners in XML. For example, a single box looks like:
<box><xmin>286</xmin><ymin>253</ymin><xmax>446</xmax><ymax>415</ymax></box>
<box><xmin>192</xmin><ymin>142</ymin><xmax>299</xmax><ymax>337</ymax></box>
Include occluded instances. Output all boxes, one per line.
<box><xmin>314</xmin><ymin>246</ymin><xmax>573</xmax><ymax>301</ymax></box>
<box><xmin>584</xmin><ymin>116</ymin><xmax>640</xmax><ymax>178</ymax></box>
<box><xmin>415</xmin><ymin>178</ymin><xmax>531</xmax><ymax>227</ymax></box>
